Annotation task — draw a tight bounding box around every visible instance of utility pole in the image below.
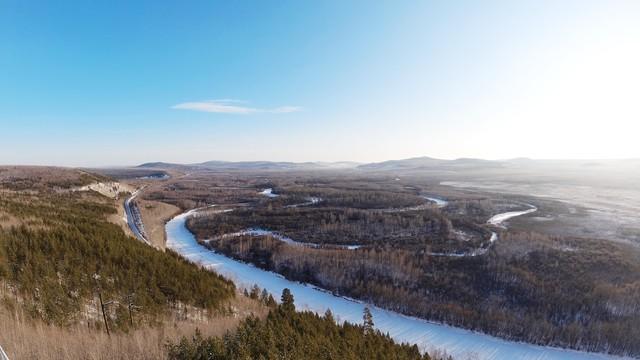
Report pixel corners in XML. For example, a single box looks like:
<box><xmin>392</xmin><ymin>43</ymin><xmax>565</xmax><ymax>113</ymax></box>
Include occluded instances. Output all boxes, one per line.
<box><xmin>128</xmin><ymin>301</ymin><xmax>133</xmax><ymax>327</ymax></box>
<box><xmin>125</xmin><ymin>293</ymin><xmax>142</xmax><ymax>327</ymax></box>
<box><xmin>98</xmin><ymin>291</ymin><xmax>110</xmax><ymax>336</ymax></box>
<box><xmin>93</xmin><ymin>273</ymin><xmax>114</xmax><ymax>337</ymax></box>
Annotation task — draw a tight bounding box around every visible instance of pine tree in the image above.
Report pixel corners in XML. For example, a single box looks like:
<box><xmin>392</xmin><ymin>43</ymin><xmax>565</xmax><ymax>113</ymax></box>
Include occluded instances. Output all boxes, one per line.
<box><xmin>363</xmin><ymin>307</ymin><xmax>374</xmax><ymax>334</ymax></box>
<box><xmin>324</xmin><ymin>309</ymin><xmax>335</xmax><ymax>323</ymax></box>
<box><xmin>260</xmin><ymin>288</ymin><xmax>270</xmax><ymax>304</ymax></box>
<box><xmin>249</xmin><ymin>284</ymin><xmax>260</xmax><ymax>299</ymax></box>
<box><xmin>266</xmin><ymin>294</ymin><xmax>277</xmax><ymax>308</ymax></box>
<box><xmin>280</xmin><ymin>288</ymin><xmax>295</xmax><ymax>313</ymax></box>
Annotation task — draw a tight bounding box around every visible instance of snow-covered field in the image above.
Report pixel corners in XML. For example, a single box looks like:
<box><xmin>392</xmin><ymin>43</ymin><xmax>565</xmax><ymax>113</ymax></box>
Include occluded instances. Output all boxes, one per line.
<box><xmin>166</xmin><ymin>209</ymin><xmax>623</xmax><ymax>360</ymax></box>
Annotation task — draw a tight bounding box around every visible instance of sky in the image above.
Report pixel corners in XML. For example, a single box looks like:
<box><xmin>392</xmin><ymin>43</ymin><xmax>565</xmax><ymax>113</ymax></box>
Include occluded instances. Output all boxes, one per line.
<box><xmin>1</xmin><ymin>0</ymin><xmax>639</xmax><ymax>167</ymax></box>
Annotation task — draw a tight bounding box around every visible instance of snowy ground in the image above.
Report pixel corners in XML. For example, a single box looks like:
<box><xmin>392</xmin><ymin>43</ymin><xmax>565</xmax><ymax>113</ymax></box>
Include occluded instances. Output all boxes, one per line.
<box><xmin>74</xmin><ymin>181</ymin><xmax>133</xmax><ymax>199</ymax></box>
<box><xmin>487</xmin><ymin>205</ymin><xmax>538</xmax><ymax>228</ymax></box>
<box><xmin>259</xmin><ymin>188</ymin><xmax>279</xmax><ymax>198</ymax></box>
<box><xmin>423</xmin><ymin>196</ymin><xmax>449</xmax><ymax>208</ymax></box>
<box><xmin>166</xmin><ymin>209</ymin><xmax>625</xmax><ymax>360</ymax></box>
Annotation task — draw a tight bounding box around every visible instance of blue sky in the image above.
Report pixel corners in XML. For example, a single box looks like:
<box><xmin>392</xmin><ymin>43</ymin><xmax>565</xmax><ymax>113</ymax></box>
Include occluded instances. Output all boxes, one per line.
<box><xmin>1</xmin><ymin>1</ymin><xmax>639</xmax><ymax>166</ymax></box>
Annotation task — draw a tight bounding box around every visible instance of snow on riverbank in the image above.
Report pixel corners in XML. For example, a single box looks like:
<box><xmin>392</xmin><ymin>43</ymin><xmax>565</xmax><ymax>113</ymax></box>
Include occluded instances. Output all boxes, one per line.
<box><xmin>166</xmin><ymin>209</ymin><xmax>621</xmax><ymax>360</ymax></box>
<box><xmin>260</xmin><ymin>188</ymin><xmax>279</xmax><ymax>198</ymax></box>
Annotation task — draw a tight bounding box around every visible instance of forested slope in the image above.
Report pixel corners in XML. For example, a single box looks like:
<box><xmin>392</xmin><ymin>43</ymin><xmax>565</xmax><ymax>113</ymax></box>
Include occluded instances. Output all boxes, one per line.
<box><xmin>0</xmin><ymin>185</ymin><xmax>235</xmax><ymax>328</ymax></box>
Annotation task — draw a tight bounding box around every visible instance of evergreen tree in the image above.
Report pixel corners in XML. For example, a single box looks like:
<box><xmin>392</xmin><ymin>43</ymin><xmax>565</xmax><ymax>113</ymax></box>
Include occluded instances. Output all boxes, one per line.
<box><xmin>260</xmin><ymin>288</ymin><xmax>270</xmax><ymax>303</ymax></box>
<box><xmin>324</xmin><ymin>309</ymin><xmax>335</xmax><ymax>323</ymax></box>
<box><xmin>266</xmin><ymin>294</ymin><xmax>277</xmax><ymax>308</ymax></box>
<box><xmin>280</xmin><ymin>288</ymin><xmax>295</xmax><ymax>313</ymax></box>
<box><xmin>249</xmin><ymin>284</ymin><xmax>260</xmax><ymax>299</ymax></box>
<box><xmin>167</xmin><ymin>308</ymin><xmax>430</xmax><ymax>360</ymax></box>
<box><xmin>363</xmin><ymin>307</ymin><xmax>374</xmax><ymax>334</ymax></box>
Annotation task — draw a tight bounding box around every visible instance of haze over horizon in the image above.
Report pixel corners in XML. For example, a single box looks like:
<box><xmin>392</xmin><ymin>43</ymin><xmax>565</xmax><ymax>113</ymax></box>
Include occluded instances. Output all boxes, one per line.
<box><xmin>8</xmin><ymin>155</ymin><xmax>640</xmax><ymax>170</ymax></box>
<box><xmin>2</xmin><ymin>1</ymin><xmax>639</xmax><ymax>167</ymax></box>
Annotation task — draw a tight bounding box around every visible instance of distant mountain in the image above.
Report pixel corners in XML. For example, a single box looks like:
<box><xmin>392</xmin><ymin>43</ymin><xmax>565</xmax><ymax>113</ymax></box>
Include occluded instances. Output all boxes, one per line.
<box><xmin>137</xmin><ymin>157</ymin><xmax>511</xmax><ymax>172</ymax></box>
<box><xmin>199</xmin><ymin>161</ymin><xmax>311</xmax><ymax>170</ymax></box>
<box><xmin>313</xmin><ymin>161</ymin><xmax>361</xmax><ymax>169</ymax></box>
<box><xmin>137</xmin><ymin>160</ymin><xmax>361</xmax><ymax>171</ymax></box>
<box><xmin>139</xmin><ymin>157</ymin><xmax>640</xmax><ymax>173</ymax></box>
<box><xmin>357</xmin><ymin>156</ymin><xmax>444</xmax><ymax>171</ymax></box>
<box><xmin>358</xmin><ymin>156</ymin><xmax>505</xmax><ymax>171</ymax></box>
<box><xmin>137</xmin><ymin>161</ymin><xmax>190</xmax><ymax>169</ymax></box>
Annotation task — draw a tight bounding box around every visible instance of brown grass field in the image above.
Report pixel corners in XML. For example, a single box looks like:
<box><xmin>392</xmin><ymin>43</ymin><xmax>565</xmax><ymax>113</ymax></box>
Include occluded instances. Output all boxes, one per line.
<box><xmin>0</xmin><ymin>291</ymin><xmax>266</xmax><ymax>360</ymax></box>
<box><xmin>137</xmin><ymin>199</ymin><xmax>181</xmax><ymax>249</ymax></box>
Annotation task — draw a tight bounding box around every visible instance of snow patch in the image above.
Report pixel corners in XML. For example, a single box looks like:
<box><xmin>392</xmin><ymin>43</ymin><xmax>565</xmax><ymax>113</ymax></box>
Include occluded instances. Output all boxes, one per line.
<box><xmin>422</xmin><ymin>196</ymin><xmax>449</xmax><ymax>208</ymax></box>
<box><xmin>260</xmin><ymin>188</ymin><xmax>279</xmax><ymax>198</ymax></box>
<box><xmin>487</xmin><ymin>206</ymin><xmax>537</xmax><ymax>228</ymax></box>
<box><xmin>74</xmin><ymin>181</ymin><xmax>133</xmax><ymax>199</ymax></box>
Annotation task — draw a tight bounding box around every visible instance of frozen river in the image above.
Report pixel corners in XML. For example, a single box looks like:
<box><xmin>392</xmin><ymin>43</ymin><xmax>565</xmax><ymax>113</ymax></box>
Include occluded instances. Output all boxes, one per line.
<box><xmin>165</xmin><ymin>208</ymin><xmax>623</xmax><ymax>360</ymax></box>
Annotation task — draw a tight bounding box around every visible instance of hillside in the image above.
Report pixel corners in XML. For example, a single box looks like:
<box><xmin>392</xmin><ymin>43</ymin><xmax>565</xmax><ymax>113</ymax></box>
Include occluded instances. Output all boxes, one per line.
<box><xmin>0</xmin><ymin>167</ymin><xmax>236</xmax><ymax>329</ymax></box>
<box><xmin>0</xmin><ymin>167</ymin><xmax>438</xmax><ymax>360</ymax></box>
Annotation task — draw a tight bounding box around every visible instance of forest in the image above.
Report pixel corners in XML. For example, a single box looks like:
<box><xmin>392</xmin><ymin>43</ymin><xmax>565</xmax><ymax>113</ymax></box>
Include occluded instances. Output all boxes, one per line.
<box><xmin>187</xmin><ymin>207</ymin><xmax>481</xmax><ymax>251</ymax></box>
<box><xmin>193</xmin><ymin>226</ymin><xmax>640</xmax><ymax>356</ymax></box>
<box><xmin>160</xmin><ymin>173</ymin><xmax>640</xmax><ymax>357</ymax></box>
<box><xmin>0</xmin><ymin>190</ymin><xmax>235</xmax><ymax>329</ymax></box>
<box><xmin>266</xmin><ymin>186</ymin><xmax>426</xmax><ymax>209</ymax></box>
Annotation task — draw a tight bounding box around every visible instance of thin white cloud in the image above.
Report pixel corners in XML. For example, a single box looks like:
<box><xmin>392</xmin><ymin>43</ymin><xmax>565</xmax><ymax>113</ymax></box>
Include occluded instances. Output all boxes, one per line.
<box><xmin>270</xmin><ymin>106</ymin><xmax>303</xmax><ymax>113</ymax></box>
<box><xmin>172</xmin><ymin>99</ymin><xmax>302</xmax><ymax>114</ymax></box>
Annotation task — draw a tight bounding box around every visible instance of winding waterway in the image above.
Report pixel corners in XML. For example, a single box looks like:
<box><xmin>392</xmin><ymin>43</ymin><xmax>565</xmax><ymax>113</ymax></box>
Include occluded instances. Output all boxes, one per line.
<box><xmin>165</xmin><ymin>208</ymin><xmax>622</xmax><ymax>360</ymax></box>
